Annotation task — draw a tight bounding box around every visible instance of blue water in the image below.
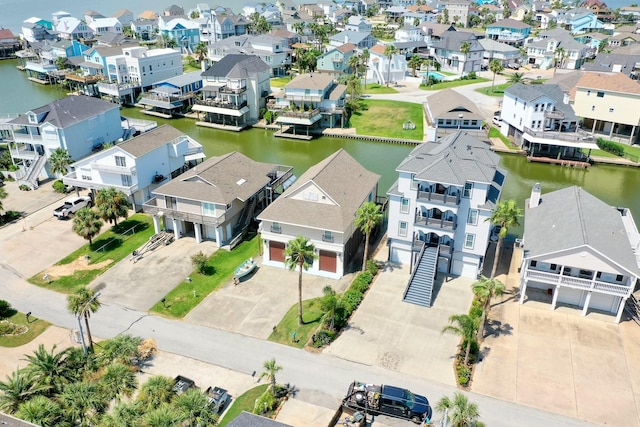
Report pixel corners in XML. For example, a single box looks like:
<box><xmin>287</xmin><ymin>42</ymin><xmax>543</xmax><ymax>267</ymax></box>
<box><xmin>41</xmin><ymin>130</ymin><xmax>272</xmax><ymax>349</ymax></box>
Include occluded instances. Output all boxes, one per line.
<box><xmin>422</xmin><ymin>71</ymin><xmax>446</xmax><ymax>80</ymax></box>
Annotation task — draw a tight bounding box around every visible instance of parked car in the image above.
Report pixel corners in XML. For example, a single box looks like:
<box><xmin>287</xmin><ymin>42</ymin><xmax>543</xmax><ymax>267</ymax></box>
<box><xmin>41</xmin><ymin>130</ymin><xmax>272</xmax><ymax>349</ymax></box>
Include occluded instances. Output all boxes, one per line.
<box><xmin>206</xmin><ymin>386</ymin><xmax>230</xmax><ymax>413</ymax></box>
<box><xmin>507</xmin><ymin>62</ymin><xmax>520</xmax><ymax>70</ymax></box>
<box><xmin>492</xmin><ymin>116</ymin><xmax>502</xmax><ymax>126</ymax></box>
<box><xmin>172</xmin><ymin>375</ymin><xmax>196</xmax><ymax>395</ymax></box>
<box><xmin>53</xmin><ymin>196</ymin><xmax>92</xmax><ymax>219</ymax></box>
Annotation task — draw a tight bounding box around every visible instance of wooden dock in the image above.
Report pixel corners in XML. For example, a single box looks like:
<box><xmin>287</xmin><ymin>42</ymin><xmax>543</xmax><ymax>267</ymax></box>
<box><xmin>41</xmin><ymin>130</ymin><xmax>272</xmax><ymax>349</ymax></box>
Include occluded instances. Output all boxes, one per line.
<box><xmin>527</xmin><ymin>156</ymin><xmax>591</xmax><ymax>168</ymax></box>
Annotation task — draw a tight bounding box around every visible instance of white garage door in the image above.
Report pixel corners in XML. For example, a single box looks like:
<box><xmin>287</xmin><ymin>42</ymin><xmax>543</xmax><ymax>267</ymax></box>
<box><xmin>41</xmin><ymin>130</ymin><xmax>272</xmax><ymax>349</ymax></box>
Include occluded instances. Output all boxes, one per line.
<box><xmin>589</xmin><ymin>292</ymin><xmax>619</xmax><ymax>314</ymax></box>
<box><xmin>452</xmin><ymin>260</ymin><xmax>477</xmax><ymax>278</ymax></box>
<box><xmin>390</xmin><ymin>247</ymin><xmax>411</xmax><ymax>264</ymax></box>
<box><xmin>558</xmin><ymin>287</ymin><xmax>585</xmax><ymax>307</ymax></box>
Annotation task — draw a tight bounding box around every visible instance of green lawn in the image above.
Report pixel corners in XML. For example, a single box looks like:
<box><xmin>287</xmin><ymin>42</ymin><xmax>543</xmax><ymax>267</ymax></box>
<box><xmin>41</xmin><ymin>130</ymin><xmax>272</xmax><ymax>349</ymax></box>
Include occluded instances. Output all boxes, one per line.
<box><xmin>270</xmin><ymin>77</ymin><xmax>291</xmax><ymax>88</ymax></box>
<box><xmin>488</xmin><ymin>127</ymin><xmax>520</xmax><ymax>150</ymax></box>
<box><xmin>476</xmin><ymin>82</ymin><xmax>512</xmax><ymax>97</ymax></box>
<box><xmin>218</xmin><ymin>384</ymin><xmax>268</xmax><ymax>427</ymax></box>
<box><xmin>583</xmin><ymin>140</ymin><xmax>640</xmax><ymax>161</ymax></box>
<box><xmin>150</xmin><ymin>235</ymin><xmax>260</xmax><ymax>318</ymax></box>
<box><xmin>362</xmin><ymin>83</ymin><xmax>398</xmax><ymax>94</ymax></box>
<box><xmin>420</xmin><ymin>77</ymin><xmax>490</xmax><ymax>91</ymax></box>
<box><xmin>0</xmin><ymin>311</ymin><xmax>51</xmax><ymax>347</ymax></box>
<box><xmin>183</xmin><ymin>61</ymin><xmax>200</xmax><ymax>73</ymax></box>
<box><xmin>349</xmin><ymin>100</ymin><xmax>423</xmax><ymax>140</ymax></box>
<box><xmin>28</xmin><ymin>215</ymin><xmax>154</xmax><ymax>293</ymax></box>
<box><xmin>268</xmin><ymin>297</ymin><xmax>326</xmax><ymax>349</ymax></box>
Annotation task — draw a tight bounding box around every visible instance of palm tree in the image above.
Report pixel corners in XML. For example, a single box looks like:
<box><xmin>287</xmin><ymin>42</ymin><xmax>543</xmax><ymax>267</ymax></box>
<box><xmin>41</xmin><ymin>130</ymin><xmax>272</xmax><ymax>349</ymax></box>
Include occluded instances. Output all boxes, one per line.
<box><xmin>16</xmin><ymin>395</ymin><xmax>64</xmax><ymax>427</ymax></box>
<box><xmin>285</xmin><ymin>235</ymin><xmax>317</xmax><ymax>325</ymax></box>
<box><xmin>0</xmin><ymin>186</ymin><xmax>7</xmax><ymax>213</ymax></box>
<box><xmin>459</xmin><ymin>41</ymin><xmax>471</xmax><ymax>76</ymax></box>
<box><xmin>555</xmin><ymin>46</ymin><xmax>566</xmax><ymax>69</ymax></box>
<box><xmin>348</xmin><ymin>53</ymin><xmax>360</xmax><ymax>76</ymax></box>
<box><xmin>60</xmin><ymin>381</ymin><xmax>108</xmax><ymax>426</ymax></box>
<box><xmin>100</xmin><ymin>401</ymin><xmax>142</xmax><ymax>427</ymax></box>
<box><xmin>321</xmin><ymin>285</ymin><xmax>341</xmax><ymax>330</ymax></box>
<box><xmin>67</xmin><ymin>287</ymin><xmax>102</xmax><ymax>352</ymax></box>
<box><xmin>95</xmin><ymin>187</ymin><xmax>130</xmax><ymax>226</ymax></box>
<box><xmin>292</xmin><ymin>22</ymin><xmax>305</xmax><ymax>37</ymax></box>
<box><xmin>72</xmin><ymin>207</ymin><xmax>103</xmax><ymax>247</ymax></box>
<box><xmin>507</xmin><ymin>72</ymin><xmax>524</xmax><ymax>84</ymax></box>
<box><xmin>383</xmin><ymin>44</ymin><xmax>399</xmax><ymax>87</ymax></box>
<box><xmin>441</xmin><ymin>314</ymin><xmax>479</xmax><ymax>366</ymax></box>
<box><xmin>408</xmin><ymin>55</ymin><xmax>422</xmax><ymax>77</ymax></box>
<box><xmin>22</xmin><ymin>345</ymin><xmax>72</xmax><ymax>396</ymax></box>
<box><xmin>137</xmin><ymin>376</ymin><xmax>175</xmax><ymax>412</ymax></box>
<box><xmin>194</xmin><ymin>42</ymin><xmax>208</xmax><ymax>71</ymax></box>
<box><xmin>0</xmin><ymin>370</ymin><xmax>46</xmax><ymax>413</ymax></box>
<box><xmin>260</xmin><ymin>358</ymin><xmax>282</xmax><ymax>390</ymax></box>
<box><xmin>435</xmin><ymin>392</ymin><xmax>483</xmax><ymax>427</ymax></box>
<box><xmin>486</xmin><ymin>199</ymin><xmax>522</xmax><ymax>278</ymax></box>
<box><xmin>48</xmin><ymin>148</ymin><xmax>72</xmax><ymax>177</ymax></box>
<box><xmin>143</xmin><ymin>403</ymin><xmax>187</xmax><ymax>427</ymax></box>
<box><xmin>98</xmin><ymin>334</ymin><xmax>142</xmax><ymax>366</ymax></box>
<box><xmin>489</xmin><ymin>59</ymin><xmax>504</xmax><ymax>93</ymax></box>
<box><xmin>354</xmin><ymin>201</ymin><xmax>383</xmax><ymax>271</ymax></box>
<box><xmin>471</xmin><ymin>275</ymin><xmax>506</xmax><ymax>340</ymax></box>
<box><xmin>361</xmin><ymin>48</ymin><xmax>370</xmax><ymax>89</ymax></box>
<box><xmin>174</xmin><ymin>388</ymin><xmax>219</xmax><ymax>426</ymax></box>
<box><xmin>100</xmin><ymin>363</ymin><xmax>137</xmax><ymax>403</ymax></box>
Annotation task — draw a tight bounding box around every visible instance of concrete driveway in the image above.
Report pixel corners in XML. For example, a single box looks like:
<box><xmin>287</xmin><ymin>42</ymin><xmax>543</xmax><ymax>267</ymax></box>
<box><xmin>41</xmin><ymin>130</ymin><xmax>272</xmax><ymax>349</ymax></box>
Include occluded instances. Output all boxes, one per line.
<box><xmin>186</xmin><ymin>260</ymin><xmax>353</xmax><ymax>339</ymax></box>
<box><xmin>95</xmin><ymin>237</ymin><xmax>218</xmax><ymax>311</ymax></box>
<box><xmin>325</xmin><ymin>259</ymin><xmax>475</xmax><ymax>387</ymax></box>
<box><xmin>472</xmin><ymin>247</ymin><xmax>640</xmax><ymax>427</ymax></box>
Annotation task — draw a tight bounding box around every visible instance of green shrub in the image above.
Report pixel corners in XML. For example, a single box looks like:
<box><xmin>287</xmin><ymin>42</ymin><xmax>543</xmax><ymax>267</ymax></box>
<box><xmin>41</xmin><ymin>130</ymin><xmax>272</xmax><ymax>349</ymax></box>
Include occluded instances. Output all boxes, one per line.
<box><xmin>190</xmin><ymin>251</ymin><xmax>208</xmax><ymax>274</ymax></box>
<box><xmin>0</xmin><ymin>300</ymin><xmax>15</xmax><ymax>319</ymax></box>
<box><xmin>366</xmin><ymin>260</ymin><xmax>379</xmax><ymax>275</ymax></box>
<box><xmin>597</xmin><ymin>138</ymin><xmax>624</xmax><ymax>156</ymax></box>
<box><xmin>351</xmin><ymin>278</ymin><xmax>370</xmax><ymax>294</ymax></box>
<box><xmin>312</xmin><ymin>329</ymin><xmax>336</xmax><ymax>348</ymax></box>
<box><xmin>456</xmin><ymin>364</ymin><xmax>471</xmax><ymax>386</ymax></box>
<box><xmin>342</xmin><ymin>289</ymin><xmax>363</xmax><ymax>314</ymax></box>
<box><xmin>52</xmin><ymin>180</ymin><xmax>67</xmax><ymax>193</ymax></box>
<box><xmin>253</xmin><ymin>388</ymin><xmax>277</xmax><ymax>414</ymax></box>
<box><xmin>19</xmin><ymin>184</ymin><xmax>31</xmax><ymax>191</ymax></box>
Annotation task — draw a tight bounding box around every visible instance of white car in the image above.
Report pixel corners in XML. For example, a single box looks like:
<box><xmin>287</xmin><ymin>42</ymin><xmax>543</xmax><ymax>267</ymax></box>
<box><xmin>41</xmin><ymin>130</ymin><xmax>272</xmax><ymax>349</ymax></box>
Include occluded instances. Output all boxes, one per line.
<box><xmin>492</xmin><ymin>116</ymin><xmax>502</xmax><ymax>126</ymax></box>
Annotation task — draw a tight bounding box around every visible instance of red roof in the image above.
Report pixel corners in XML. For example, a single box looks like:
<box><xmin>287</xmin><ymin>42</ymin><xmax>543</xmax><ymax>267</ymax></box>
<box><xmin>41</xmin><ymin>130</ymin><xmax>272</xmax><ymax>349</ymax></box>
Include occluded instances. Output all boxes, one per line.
<box><xmin>336</xmin><ymin>42</ymin><xmax>356</xmax><ymax>53</ymax></box>
<box><xmin>0</xmin><ymin>29</ymin><xmax>16</xmax><ymax>40</ymax></box>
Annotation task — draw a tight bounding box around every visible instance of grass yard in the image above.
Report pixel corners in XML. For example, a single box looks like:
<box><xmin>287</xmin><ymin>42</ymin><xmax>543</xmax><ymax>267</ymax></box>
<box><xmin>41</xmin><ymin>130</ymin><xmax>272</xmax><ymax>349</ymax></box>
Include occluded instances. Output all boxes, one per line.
<box><xmin>270</xmin><ymin>77</ymin><xmax>291</xmax><ymax>88</ymax></box>
<box><xmin>28</xmin><ymin>215</ymin><xmax>154</xmax><ymax>293</ymax></box>
<box><xmin>476</xmin><ymin>82</ymin><xmax>511</xmax><ymax>97</ymax></box>
<box><xmin>268</xmin><ymin>297</ymin><xmax>326</xmax><ymax>349</ymax></box>
<box><xmin>0</xmin><ymin>311</ymin><xmax>51</xmax><ymax>347</ymax></box>
<box><xmin>183</xmin><ymin>60</ymin><xmax>200</xmax><ymax>73</ymax></box>
<box><xmin>488</xmin><ymin>127</ymin><xmax>520</xmax><ymax>150</ymax></box>
<box><xmin>362</xmin><ymin>83</ymin><xmax>398</xmax><ymax>94</ymax></box>
<box><xmin>349</xmin><ymin>100</ymin><xmax>423</xmax><ymax>140</ymax></box>
<box><xmin>420</xmin><ymin>77</ymin><xmax>490</xmax><ymax>91</ymax></box>
<box><xmin>218</xmin><ymin>384</ymin><xmax>269</xmax><ymax>427</ymax></box>
<box><xmin>150</xmin><ymin>234</ymin><xmax>260</xmax><ymax>318</ymax></box>
<box><xmin>583</xmin><ymin>140</ymin><xmax>640</xmax><ymax>161</ymax></box>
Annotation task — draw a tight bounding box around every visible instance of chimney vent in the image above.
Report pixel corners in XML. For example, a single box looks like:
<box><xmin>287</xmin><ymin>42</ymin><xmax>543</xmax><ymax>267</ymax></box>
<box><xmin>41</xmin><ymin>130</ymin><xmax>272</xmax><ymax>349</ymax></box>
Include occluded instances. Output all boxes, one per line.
<box><xmin>529</xmin><ymin>183</ymin><xmax>542</xmax><ymax>208</ymax></box>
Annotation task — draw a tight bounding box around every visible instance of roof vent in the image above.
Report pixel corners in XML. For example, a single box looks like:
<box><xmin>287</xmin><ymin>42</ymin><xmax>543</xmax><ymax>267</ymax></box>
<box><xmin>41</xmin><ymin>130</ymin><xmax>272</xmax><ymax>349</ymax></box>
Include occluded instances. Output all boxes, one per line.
<box><xmin>236</xmin><ymin>178</ymin><xmax>246</xmax><ymax>185</ymax></box>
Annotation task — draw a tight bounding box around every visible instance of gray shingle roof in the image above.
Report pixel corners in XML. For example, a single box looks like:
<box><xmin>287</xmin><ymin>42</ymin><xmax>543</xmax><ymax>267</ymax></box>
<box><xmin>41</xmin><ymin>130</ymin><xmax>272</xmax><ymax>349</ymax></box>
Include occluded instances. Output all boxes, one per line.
<box><xmin>286</xmin><ymin>73</ymin><xmax>334</xmax><ymax>90</ymax></box>
<box><xmin>425</xmin><ymin>89</ymin><xmax>483</xmax><ymax>122</ymax></box>
<box><xmin>202</xmin><ymin>54</ymin><xmax>270</xmax><ymax>78</ymax></box>
<box><xmin>524</xmin><ymin>186</ymin><xmax>640</xmax><ymax>275</ymax></box>
<box><xmin>10</xmin><ymin>96</ymin><xmax>119</xmax><ymax>129</ymax></box>
<box><xmin>431</xmin><ymin>31</ymin><xmax>482</xmax><ymax>52</ymax></box>
<box><xmin>258</xmin><ymin>149</ymin><xmax>380</xmax><ymax>233</ymax></box>
<box><xmin>504</xmin><ymin>83</ymin><xmax>578</xmax><ymax>120</ymax></box>
<box><xmin>397</xmin><ymin>131</ymin><xmax>500</xmax><ymax>186</ymax></box>
<box><xmin>329</xmin><ymin>30</ymin><xmax>372</xmax><ymax>44</ymax></box>
<box><xmin>227</xmin><ymin>412</ymin><xmax>292</xmax><ymax>427</ymax></box>
<box><xmin>153</xmin><ymin>151</ymin><xmax>276</xmax><ymax>205</ymax></box>
<box><xmin>118</xmin><ymin>124</ymin><xmax>185</xmax><ymax>157</ymax></box>
<box><xmin>154</xmin><ymin>70</ymin><xmax>202</xmax><ymax>88</ymax></box>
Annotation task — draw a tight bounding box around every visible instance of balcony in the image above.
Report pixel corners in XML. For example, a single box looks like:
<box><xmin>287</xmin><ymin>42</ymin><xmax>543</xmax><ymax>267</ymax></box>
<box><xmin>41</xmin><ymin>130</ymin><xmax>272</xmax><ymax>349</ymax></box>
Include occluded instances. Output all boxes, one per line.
<box><xmin>63</xmin><ymin>172</ymin><xmax>139</xmax><ymax>195</ymax></box>
<box><xmin>97</xmin><ymin>81</ymin><xmax>139</xmax><ymax>96</ymax></box>
<box><xmin>194</xmin><ymin>98</ymin><xmax>248</xmax><ymax>110</ymax></box>
<box><xmin>90</xmin><ymin>162</ymin><xmax>137</xmax><ymax>175</ymax></box>
<box><xmin>219</xmin><ymin>85</ymin><xmax>246</xmax><ymax>95</ymax></box>
<box><xmin>417</xmin><ymin>190</ymin><xmax>460</xmax><ymax>207</ymax></box>
<box><xmin>12</xmin><ymin>129</ymin><xmax>42</xmax><ymax>143</ymax></box>
<box><xmin>414</xmin><ymin>214</ymin><xmax>456</xmax><ymax>231</ymax></box>
<box><xmin>65</xmin><ymin>73</ymin><xmax>102</xmax><ymax>84</ymax></box>
<box><xmin>524</xmin><ymin>268</ymin><xmax>631</xmax><ymax>297</ymax></box>
<box><xmin>543</xmin><ymin>109</ymin><xmax>564</xmax><ymax>119</ymax></box>
<box><xmin>270</xmin><ymin>225</ymin><xmax>282</xmax><ymax>233</ymax></box>
<box><xmin>279</xmin><ymin>108</ymin><xmax>321</xmax><ymax>119</ymax></box>
<box><xmin>142</xmin><ymin>197</ymin><xmax>226</xmax><ymax>227</ymax></box>
<box><xmin>413</xmin><ymin>238</ymin><xmax>453</xmax><ymax>255</ymax></box>
<box><xmin>522</xmin><ymin>126</ymin><xmax>594</xmax><ymax>144</ymax></box>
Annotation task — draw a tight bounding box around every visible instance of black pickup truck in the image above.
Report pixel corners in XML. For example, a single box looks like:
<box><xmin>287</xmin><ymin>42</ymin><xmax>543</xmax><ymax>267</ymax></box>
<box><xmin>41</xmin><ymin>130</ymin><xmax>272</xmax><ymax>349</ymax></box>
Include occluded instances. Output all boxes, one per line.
<box><xmin>342</xmin><ymin>381</ymin><xmax>432</xmax><ymax>424</ymax></box>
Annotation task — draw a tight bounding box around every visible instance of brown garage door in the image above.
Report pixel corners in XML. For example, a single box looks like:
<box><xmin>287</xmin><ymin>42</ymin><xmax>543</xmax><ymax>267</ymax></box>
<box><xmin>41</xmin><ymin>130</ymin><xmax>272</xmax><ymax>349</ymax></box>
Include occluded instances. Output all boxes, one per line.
<box><xmin>319</xmin><ymin>250</ymin><xmax>337</xmax><ymax>273</ymax></box>
<box><xmin>269</xmin><ymin>241</ymin><xmax>285</xmax><ymax>262</ymax></box>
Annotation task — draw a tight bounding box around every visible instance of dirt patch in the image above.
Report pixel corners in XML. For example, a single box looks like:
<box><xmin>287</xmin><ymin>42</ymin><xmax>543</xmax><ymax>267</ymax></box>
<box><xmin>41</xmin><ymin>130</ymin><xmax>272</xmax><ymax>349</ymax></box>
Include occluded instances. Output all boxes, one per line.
<box><xmin>44</xmin><ymin>256</ymin><xmax>113</xmax><ymax>279</ymax></box>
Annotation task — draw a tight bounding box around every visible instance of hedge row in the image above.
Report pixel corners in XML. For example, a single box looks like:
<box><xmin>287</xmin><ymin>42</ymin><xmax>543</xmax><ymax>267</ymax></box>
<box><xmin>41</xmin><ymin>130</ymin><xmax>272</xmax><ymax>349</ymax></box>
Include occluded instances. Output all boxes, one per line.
<box><xmin>597</xmin><ymin>138</ymin><xmax>625</xmax><ymax>156</ymax></box>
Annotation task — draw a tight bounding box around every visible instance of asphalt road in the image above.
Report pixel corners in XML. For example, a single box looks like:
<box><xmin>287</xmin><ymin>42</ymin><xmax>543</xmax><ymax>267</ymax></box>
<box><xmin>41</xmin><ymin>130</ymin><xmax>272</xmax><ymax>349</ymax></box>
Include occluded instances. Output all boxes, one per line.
<box><xmin>1</xmin><ymin>265</ymin><xmax>598</xmax><ymax>427</ymax></box>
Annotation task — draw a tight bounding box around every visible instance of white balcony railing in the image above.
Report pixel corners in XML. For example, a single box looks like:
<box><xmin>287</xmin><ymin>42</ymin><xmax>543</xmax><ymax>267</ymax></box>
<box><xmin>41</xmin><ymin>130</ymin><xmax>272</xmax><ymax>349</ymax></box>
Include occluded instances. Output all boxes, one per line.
<box><xmin>524</xmin><ymin>269</ymin><xmax>631</xmax><ymax>297</ymax></box>
<box><xmin>90</xmin><ymin>162</ymin><xmax>136</xmax><ymax>175</ymax></box>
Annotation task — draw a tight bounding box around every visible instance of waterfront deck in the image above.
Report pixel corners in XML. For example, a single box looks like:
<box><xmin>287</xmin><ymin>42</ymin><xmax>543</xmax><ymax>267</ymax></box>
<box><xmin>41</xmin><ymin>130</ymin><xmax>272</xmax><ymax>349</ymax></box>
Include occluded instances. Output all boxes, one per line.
<box><xmin>274</xmin><ymin>130</ymin><xmax>314</xmax><ymax>140</ymax></box>
<box><xmin>142</xmin><ymin>110</ymin><xmax>172</xmax><ymax>119</ymax></box>
<box><xmin>527</xmin><ymin>156</ymin><xmax>590</xmax><ymax>168</ymax></box>
<box><xmin>195</xmin><ymin>121</ymin><xmax>246</xmax><ymax>132</ymax></box>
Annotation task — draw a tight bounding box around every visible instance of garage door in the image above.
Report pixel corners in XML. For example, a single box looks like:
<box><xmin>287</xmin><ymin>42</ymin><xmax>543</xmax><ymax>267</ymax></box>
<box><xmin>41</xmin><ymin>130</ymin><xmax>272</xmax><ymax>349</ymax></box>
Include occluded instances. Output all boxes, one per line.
<box><xmin>452</xmin><ymin>260</ymin><xmax>477</xmax><ymax>278</ymax></box>
<box><xmin>390</xmin><ymin>247</ymin><xmax>411</xmax><ymax>264</ymax></box>
<box><xmin>589</xmin><ymin>292</ymin><xmax>619</xmax><ymax>314</ymax></box>
<box><xmin>269</xmin><ymin>241</ymin><xmax>285</xmax><ymax>262</ymax></box>
<box><xmin>319</xmin><ymin>250</ymin><xmax>337</xmax><ymax>273</ymax></box>
<box><xmin>557</xmin><ymin>287</ymin><xmax>585</xmax><ymax>307</ymax></box>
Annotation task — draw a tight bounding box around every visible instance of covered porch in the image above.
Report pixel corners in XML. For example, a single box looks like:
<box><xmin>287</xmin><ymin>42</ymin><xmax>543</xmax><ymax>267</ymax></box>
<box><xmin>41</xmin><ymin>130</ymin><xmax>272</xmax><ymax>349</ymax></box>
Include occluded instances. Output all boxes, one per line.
<box><xmin>582</xmin><ymin>117</ymin><xmax>639</xmax><ymax>144</ymax></box>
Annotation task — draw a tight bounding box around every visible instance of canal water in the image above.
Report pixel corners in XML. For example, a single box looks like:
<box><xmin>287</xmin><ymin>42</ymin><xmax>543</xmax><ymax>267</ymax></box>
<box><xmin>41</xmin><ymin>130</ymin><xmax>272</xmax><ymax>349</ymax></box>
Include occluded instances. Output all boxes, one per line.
<box><xmin>1</xmin><ymin>59</ymin><xmax>639</xmax><ymax>235</ymax></box>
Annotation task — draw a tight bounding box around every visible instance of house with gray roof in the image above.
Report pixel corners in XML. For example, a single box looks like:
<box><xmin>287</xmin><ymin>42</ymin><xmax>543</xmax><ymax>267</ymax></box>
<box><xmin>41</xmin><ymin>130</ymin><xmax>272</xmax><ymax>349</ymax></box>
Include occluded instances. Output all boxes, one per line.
<box><xmin>139</xmin><ymin>71</ymin><xmax>203</xmax><ymax>118</ymax></box>
<box><xmin>431</xmin><ymin>31</ymin><xmax>483</xmax><ymax>74</ymax></box>
<box><xmin>526</xmin><ymin>28</ymin><xmax>590</xmax><ymax>70</ymax></box>
<box><xmin>387</xmin><ymin>131</ymin><xmax>506</xmax><ymax>293</ymax></box>
<box><xmin>193</xmin><ymin>54</ymin><xmax>271</xmax><ymax>131</ymax></box>
<box><xmin>499</xmin><ymin>83</ymin><xmax>598</xmax><ymax>160</ymax></box>
<box><xmin>258</xmin><ymin>149</ymin><xmax>379</xmax><ymax>279</ymax></box>
<box><xmin>227</xmin><ymin>412</ymin><xmax>292</xmax><ymax>427</ymax></box>
<box><xmin>423</xmin><ymin>89</ymin><xmax>484</xmax><ymax>140</ymax></box>
<box><xmin>7</xmin><ymin>96</ymin><xmax>123</xmax><ymax>189</ymax></box>
<box><xmin>208</xmin><ymin>34</ymin><xmax>291</xmax><ymax>76</ymax></box>
<box><xmin>582</xmin><ymin>52</ymin><xmax>640</xmax><ymax>78</ymax></box>
<box><xmin>478</xmin><ymin>38</ymin><xmax>522</xmax><ymax>68</ymax></box>
<box><xmin>519</xmin><ymin>184</ymin><xmax>640</xmax><ymax>322</ymax></box>
<box><xmin>64</xmin><ymin>124</ymin><xmax>204</xmax><ymax>210</ymax></box>
<box><xmin>143</xmin><ymin>151</ymin><xmax>293</xmax><ymax>246</ymax></box>
<box><xmin>329</xmin><ymin>30</ymin><xmax>377</xmax><ymax>50</ymax></box>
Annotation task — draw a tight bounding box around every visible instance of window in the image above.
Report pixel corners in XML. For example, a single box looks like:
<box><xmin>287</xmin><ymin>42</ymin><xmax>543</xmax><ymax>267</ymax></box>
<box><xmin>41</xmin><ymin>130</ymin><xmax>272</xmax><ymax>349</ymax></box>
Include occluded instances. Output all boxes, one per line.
<box><xmin>121</xmin><ymin>174</ymin><xmax>132</xmax><ymax>186</ymax></box>
<box><xmin>410</xmin><ymin>175</ymin><xmax>418</xmax><ymax>190</ymax></box>
<box><xmin>323</xmin><ymin>230</ymin><xmax>333</xmax><ymax>242</ymax></box>
<box><xmin>597</xmin><ymin>91</ymin><xmax>604</xmax><ymax>97</ymax></box>
<box><xmin>587</xmin><ymin>90</ymin><xmax>591</xmax><ymax>96</ymax></box>
<box><xmin>467</xmin><ymin>209</ymin><xmax>478</xmax><ymax>225</ymax></box>
<box><xmin>464</xmin><ymin>233</ymin><xmax>475</xmax><ymax>249</ymax></box>
<box><xmin>202</xmin><ymin>202</ymin><xmax>215</xmax><ymax>216</ymax></box>
<box><xmin>609</xmin><ymin>108</ymin><xmax>614</xmax><ymax>113</ymax></box>
<box><xmin>463</xmin><ymin>182</ymin><xmax>473</xmax><ymax>198</ymax></box>
<box><xmin>400</xmin><ymin>198</ymin><xmax>410</xmax><ymax>214</ymax></box>
<box><xmin>530</xmin><ymin>260</ymin><xmax>537</xmax><ymax>267</ymax></box>
<box><xmin>616</xmin><ymin>274</ymin><xmax>624</xmax><ymax>282</ymax></box>
<box><xmin>81</xmin><ymin>174</ymin><xmax>92</xmax><ymax>181</ymax></box>
<box><xmin>398</xmin><ymin>221</ymin><xmax>408</xmax><ymax>237</ymax></box>
<box><xmin>115</xmin><ymin>156</ymin><xmax>126</xmax><ymax>167</ymax></box>
<box><xmin>592</xmin><ymin>106</ymin><xmax>595</xmax><ymax>111</ymax></box>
